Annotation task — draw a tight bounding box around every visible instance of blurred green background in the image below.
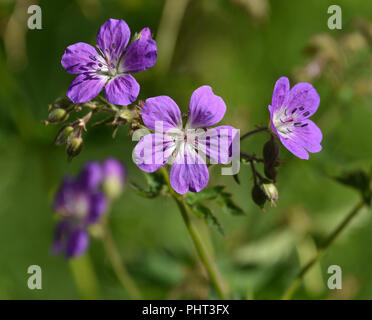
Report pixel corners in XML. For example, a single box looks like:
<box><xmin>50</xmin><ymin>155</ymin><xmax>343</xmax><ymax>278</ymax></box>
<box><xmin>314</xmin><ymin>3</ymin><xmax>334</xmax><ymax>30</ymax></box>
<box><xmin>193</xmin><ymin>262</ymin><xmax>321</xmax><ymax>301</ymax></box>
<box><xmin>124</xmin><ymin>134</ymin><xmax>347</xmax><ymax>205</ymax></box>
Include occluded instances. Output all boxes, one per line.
<box><xmin>0</xmin><ymin>0</ymin><xmax>372</xmax><ymax>299</ymax></box>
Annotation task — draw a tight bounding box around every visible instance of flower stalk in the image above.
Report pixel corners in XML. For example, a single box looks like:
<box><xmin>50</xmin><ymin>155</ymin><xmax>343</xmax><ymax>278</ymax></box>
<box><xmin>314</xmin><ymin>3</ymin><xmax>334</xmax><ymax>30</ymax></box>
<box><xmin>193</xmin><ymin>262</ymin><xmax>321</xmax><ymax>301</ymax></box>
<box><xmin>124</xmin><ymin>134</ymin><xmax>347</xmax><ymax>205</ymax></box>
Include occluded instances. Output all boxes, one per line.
<box><xmin>101</xmin><ymin>212</ymin><xmax>142</xmax><ymax>299</ymax></box>
<box><xmin>160</xmin><ymin>167</ymin><xmax>230</xmax><ymax>299</ymax></box>
<box><xmin>282</xmin><ymin>200</ymin><xmax>366</xmax><ymax>300</ymax></box>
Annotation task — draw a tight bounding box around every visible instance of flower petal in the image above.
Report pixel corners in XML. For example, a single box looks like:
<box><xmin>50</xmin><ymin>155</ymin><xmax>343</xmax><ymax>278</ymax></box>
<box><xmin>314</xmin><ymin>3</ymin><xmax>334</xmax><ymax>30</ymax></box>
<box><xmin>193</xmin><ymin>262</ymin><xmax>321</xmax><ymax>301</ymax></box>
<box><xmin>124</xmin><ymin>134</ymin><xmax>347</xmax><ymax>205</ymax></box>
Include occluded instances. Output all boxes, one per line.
<box><xmin>76</xmin><ymin>161</ymin><xmax>103</xmax><ymax>190</ymax></box>
<box><xmin>187</xmin><ymin>86</ymin><xmax>226</xmax><ymax>129</ymax></box>
<box><xmin>102</xmin><ymin>158</ymin><xmax>126</xmax><ymax>182</ymax></box>
<box><xmin>279</xmin><ymin>135</ymin><xmax>309</xmax><ymax>160</ymax></box>
<box><xmin>288</xmin><ymin>82</ymin><xmax>320</xmax><ymax>120</ymax></box>
<box><xmin>61</xmin><ymin>42</ymin><xmax>100</xmax><ymax>74</ymax></box>
<box><xmin>67</xmin><ymin>73</ymin><xmax>108</xmax><ymax>103</ymax></box>
<box><xmin>141</xmin><ymin>96</ymin><xmax>182</xmax><ymax>131</ymax></box>
<box><xmin>119</xmin><ymin>38</ymin><xmax>157</xmax><ymax>73</ymax></box>
<box><xmin>53</xmin><ymin>176</ymin><xmax>75</xmax><ymax>213</ymax></box>
<box><xmin>87</xmin><ymin>192</ymin><xmax>107</xmax><ymax>224</ymax></box>
<box><xmin>292</xmin><ymin>119</ymin><xmax>322</xmax><ymax>153</ymax></box>
<box><xmin>96</xmin><ymin>19</ymin><xmax>130</xmax><ymax>64</ymax></box>
<box><xmin>196</xmin><ymin>126</ymin><xmax>239</xmax><ymax>164</ymax></box>
<box><xmin>105</xmin><ymin>74</ymin><xmax>139</xmax><ymax>105</ymax></box>
<box><xmin>66</xmin><ymin>228</ymin><xmax>89</xmax><ymax>258</ymax></box>
<box><xmin>51</xmin><ymin>220</ymin><xmax>70</xmax><ymax>255</ymax></box>
<box><xmin>170</xmin><ymin>145</ymin><xmax>209</xmax><ymax>194</ymax></box>
<box><xmin>271</xmin><ymin>76</ymin><xmax>290</xmax><ymax>111</ymax></box>
<box><xmin>133</xmin><ymin>133</ymin><xmax>176</xmax><ymax>172</ymax></box>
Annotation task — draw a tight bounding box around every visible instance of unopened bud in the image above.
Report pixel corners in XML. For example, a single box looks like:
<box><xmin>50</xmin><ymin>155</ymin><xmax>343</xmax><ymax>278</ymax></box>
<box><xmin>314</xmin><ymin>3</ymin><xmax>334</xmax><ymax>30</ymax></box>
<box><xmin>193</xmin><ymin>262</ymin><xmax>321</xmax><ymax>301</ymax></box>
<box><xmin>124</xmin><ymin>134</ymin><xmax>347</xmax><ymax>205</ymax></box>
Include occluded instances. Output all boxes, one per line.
<box><xmin>48</xmin><ymin>108</ymin><xmax>69</xmax><ymax>124</ymax></box>
<box><xmin>53</xmin><ymin>97</ymin><xmax>73</xmax><ymax>109</ymax></box>
<box><xmin>251</xmin><ymin>184</ymin><xmax>266</xmax><ymax>209</ymax></box>
<box><xmin>118</xmin><ymin>109</ymin><xmax>133</xmax><ymax>122</ymax></box>
<box><xmin>66</xmin><ymin>137</ymin><xmax>83</xmax><ymax>160</ymax></box>
<box><xmin>55</xmin><ymin>125</ymin><xmax>75</xmax><ymax>146</ymax></box>
<box><xmin>263</xmin><ymin>135</ymin><xmax>280</xmax><ymax>180</ymax></box>
<box><xmin>262</xmin><ymin>182</ymin><xmax>279</xmax><ymax>207</ymax></box>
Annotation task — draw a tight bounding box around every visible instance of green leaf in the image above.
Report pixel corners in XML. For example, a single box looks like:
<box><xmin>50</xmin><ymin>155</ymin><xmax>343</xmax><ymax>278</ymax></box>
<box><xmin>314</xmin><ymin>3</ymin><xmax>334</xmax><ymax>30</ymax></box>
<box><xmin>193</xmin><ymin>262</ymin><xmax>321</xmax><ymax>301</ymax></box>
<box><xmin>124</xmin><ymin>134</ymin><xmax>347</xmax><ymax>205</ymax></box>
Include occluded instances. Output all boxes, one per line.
<box><xmin>217</xmin><ymin>192</ymin><xmax>246</xmax><ymax>215</ymax></box>
<box><xmin>335</xmin><ymin>170</ymin><xmax>372</xmax><ymax>205</ymax></box>
<box><xmin>185</xmin><ymin>185</ymin><xmax>225</xmax><ymax>205</ymax></box>
<box><xmin>130</xmin><ymin>171</ymin><xmax>166</xmax><ymax>199</ymax></box>
<box><xmin>191</xmin><ymin>204</ymin><xmax>225</xmax><ymax>236</ymax></box>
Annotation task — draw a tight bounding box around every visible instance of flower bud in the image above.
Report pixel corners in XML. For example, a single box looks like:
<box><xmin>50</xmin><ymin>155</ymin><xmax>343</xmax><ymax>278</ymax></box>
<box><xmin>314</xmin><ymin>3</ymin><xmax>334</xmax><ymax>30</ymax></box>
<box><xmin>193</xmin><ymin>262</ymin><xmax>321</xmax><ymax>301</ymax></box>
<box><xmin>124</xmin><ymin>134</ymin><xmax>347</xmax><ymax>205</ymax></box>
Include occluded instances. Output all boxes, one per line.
<box><xmin>117</xmin><ymin>109</ymin><xmax>134</xmax><ymax>122</ymax></box>
<box><xmin>48</xmin><ymin>108</ymin><xmax>69</xmax><ymax>124</ymax></box>
<box><xmin>53</xmin><ymin>97</ymin><xmax>73</xmax><ymax>109</ymax></box>
<box><xmin>134</xmin><ymin>28</ymin><xmax>152</xmax><ymax>41</ymax></box>
<box><xmin>55</xmin><ymin>125</ymin><xmax>74</xmax><ymax>146</ymax></box>
<box><xmin>263</xmin><ymin>135</ymin><xmax>280</xmax><ymax>180</ymax></box>
<box><xmin>251</xmin><ymin>184</ymin><xmax>266</xmax><ymax>209</ymax></box>
<box><xmin>102</xmin><ymin>158</ymin><xmax>126</xmax><ymax>200</ymax></box>
<box><xmin>262</xmin><ymin>182</ymin><xmax>279</xmax><ymax>207</ymax></box>
<box><xmin>66</xmin><ymin>137</ymin><xmax>83</xmax><ymax>160</ymax></box>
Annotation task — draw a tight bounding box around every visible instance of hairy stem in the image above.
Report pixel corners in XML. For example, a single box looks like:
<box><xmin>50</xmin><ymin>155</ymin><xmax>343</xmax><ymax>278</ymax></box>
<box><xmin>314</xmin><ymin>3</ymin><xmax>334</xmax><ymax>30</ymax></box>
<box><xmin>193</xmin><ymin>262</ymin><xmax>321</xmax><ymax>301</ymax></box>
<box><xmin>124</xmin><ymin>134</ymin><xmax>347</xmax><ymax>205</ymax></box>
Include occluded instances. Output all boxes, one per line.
<box><xmin>282</xmin><ymin>200</ymin><xmax>365</xmax><ymax>300</ymax></box>
<box><xmin>160</xmin><ymin>167</ymin><xmax>230</xmax><ymax>299</ymax></box>
<box><xmin>102</xmin><ymin>214</ymin><xmax>142</xmax><ymax>299</ymax></box>
<box><xmin>240</xmin><ymin>126</ymin><xmax>268</xmax><ymax>141</ymax></box>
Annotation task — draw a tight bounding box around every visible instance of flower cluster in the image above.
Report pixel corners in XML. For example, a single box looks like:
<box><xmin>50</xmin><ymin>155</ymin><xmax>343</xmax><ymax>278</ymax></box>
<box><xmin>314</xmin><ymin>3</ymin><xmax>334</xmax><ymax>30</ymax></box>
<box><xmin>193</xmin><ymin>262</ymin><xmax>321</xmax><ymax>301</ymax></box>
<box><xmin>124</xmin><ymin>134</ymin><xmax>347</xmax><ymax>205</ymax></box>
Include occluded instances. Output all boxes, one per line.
<box><xmin>52</xmin><ymin>158</ymin><xmax>125</xmax><ymax>258</ymax></box>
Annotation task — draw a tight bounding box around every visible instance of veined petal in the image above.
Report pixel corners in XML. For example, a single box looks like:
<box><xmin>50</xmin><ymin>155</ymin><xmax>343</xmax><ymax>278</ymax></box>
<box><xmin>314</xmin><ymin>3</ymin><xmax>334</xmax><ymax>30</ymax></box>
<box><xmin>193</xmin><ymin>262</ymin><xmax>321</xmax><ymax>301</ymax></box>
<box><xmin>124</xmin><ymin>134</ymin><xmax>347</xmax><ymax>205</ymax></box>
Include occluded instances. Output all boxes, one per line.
<box><xmin>133</xmin><ymin>133</ymin><xmax>176</xmax><ymax>172</ymax></box>
<box><xmin>292</xmin><ymin>119</ymin><xmax>322</xmax><ymax>153</ymax></box>
<box><xmin>67</xmin><ymin>73</ymin><xmax>108</xmax><ymax>103</ymax></box>
<box><xmin>271</xmin><ymin>76</ymin><xmax>290</xmax><ymax>111</ymax></box>
<box><xmin>278</xmin><ymin>136</ymin><xmax>309</xmax><ymax>160</ymax></box>
<box><xmin>288</xmin><ymin>82</ymin><xmax>320</xmax><ymax>120</ymax></box>
<box><xmin>119</xmin><ymin>38</ymin><xmax>157</xmax><ymax>73</ymax></box>
<box><xmin>187</xmin><ymin>86</ymin><xmax>226</xmax><ymax>129</ymax></box>
<box><xmin>66</xmin><ymin>228</ymin><xmax>89</xmax><ymax>258</ymax></box>
<box><xmin>105</xmin><ymin>74</ymin><xmax>139</xmax><ymax>105</ymax></box>
<box><xmin>96</xmin><ymin>19</ymin><xmax>130</xmax><ymax>64</ymax></box>
<box><xmin>61</xmin><ymin>42</ymin><xmax>100</xmax><ymax>74</ymax></box>
<box><xmin>170</xmin><ymin>145</ymin><xmax>209</xmax><ymax>194</ymax></box>
<box><xmin>196</xmin><ymin>126</ymin><xmax>239</xmax><ymax>164</ymax></box>
<box><xmin>141</xmin><ymin>96</ymin><xmax>182</xmax><ymax>132</ymax></box>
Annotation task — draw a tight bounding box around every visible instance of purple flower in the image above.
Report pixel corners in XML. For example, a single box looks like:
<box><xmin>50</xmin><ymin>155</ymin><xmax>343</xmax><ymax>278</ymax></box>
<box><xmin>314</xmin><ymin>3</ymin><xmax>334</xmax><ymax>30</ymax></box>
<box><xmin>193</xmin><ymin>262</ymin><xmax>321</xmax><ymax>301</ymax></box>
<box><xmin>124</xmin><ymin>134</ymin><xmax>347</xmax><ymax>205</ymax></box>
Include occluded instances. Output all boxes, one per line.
<box><xmin>133</xmin><ymin>86</ymin><xmax>238</xmax><ymax>194</ymax></box>
<box><xmin>102</xmin><ymin>158</ymin><xmax>126</xmax><ymax>199</ymax></box>
<box><xmin>269</xmin><ymin>77</ymin><xmax>322</xmax><ymax>160</ymax></box>
<box><xmin>52</xmin><ymin>162</ymin><xmax>107</xmax><ymax>258</ymax></box>
<box><xmin>61</xmin><ymin>19</ymin><xmax>157</xmax><ymax>105</ymax></box>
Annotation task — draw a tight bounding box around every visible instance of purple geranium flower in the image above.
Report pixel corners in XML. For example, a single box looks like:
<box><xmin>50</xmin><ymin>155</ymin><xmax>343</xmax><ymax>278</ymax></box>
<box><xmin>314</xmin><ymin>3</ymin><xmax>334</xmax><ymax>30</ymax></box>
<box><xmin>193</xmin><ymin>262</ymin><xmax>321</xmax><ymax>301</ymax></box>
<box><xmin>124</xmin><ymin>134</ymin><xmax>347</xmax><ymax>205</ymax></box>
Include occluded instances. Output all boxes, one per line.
<box><xmin>61</xmin><ymin>19</ymin><xmax>157</xmax><ymax>105</ymax></box>
<box><xmin>269</xmin><ymin>77</ymin><xmax>322</xmax><ymax>160</ymax></box>
<box><xmin>52</xmin><ymin>162</ymin><xmax>107</xmax><ymax>258</ymax></box>
<box><xmin>133</xmin><ymin>86</ymin><xmax>238</xmax><ymax>194</ymax></box>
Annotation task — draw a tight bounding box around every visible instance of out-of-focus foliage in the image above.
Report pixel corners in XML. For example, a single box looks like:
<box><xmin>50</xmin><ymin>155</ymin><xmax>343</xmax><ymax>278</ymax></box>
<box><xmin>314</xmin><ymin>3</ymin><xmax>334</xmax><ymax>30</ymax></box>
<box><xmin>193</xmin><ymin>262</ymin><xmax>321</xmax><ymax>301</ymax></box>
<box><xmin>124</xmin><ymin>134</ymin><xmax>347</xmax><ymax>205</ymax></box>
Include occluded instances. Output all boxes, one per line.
<box><xmin>0</xmin><ymin>0</ymin><xmax>372</xmax><ymax>299</ymax></box>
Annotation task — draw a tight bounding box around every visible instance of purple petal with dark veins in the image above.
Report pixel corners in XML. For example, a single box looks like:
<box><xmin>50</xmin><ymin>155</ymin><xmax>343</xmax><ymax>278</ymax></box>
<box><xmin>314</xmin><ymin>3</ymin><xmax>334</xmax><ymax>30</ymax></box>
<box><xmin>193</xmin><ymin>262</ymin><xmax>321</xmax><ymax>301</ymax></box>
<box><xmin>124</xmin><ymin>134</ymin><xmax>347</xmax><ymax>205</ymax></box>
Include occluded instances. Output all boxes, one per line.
<box><xmin>288</xmin><ymin>82</ymin><xmax>320</xmax><ymax>120</ymax></box>
<box><xmin>120</xmin><ymin>37</ymin><xmax>157</xmax><ymax>73</ymax></box>
<box><xmin>67</xmin><ymin>73</ymin><xmax>108</xmax><ymax>103</ymax></box>
<box><xmin>96</xmin><ymin>19</ymin><xmax>130</xmax><ymax>63</ymax></box>
<box><xmin>170</xmin><ymin>147</ymin><xmax>209</xmax><ymax>194</ymax></box>
<box><xmin>61</xmin><ymin>42</ymin><xmax>100</xmax><ymax>74</ymax></box>
<box><xmin>133</xmin><ymin>133</ymin><xmax>176</xmax><ymax>172</ymax></box>
<box><xmin>104</xmin><ymin>74</ymin><xmax>140</xmax><ymax>105</ymax></box>
<box><xmin>187</xmin><ymin>86</ymin><xmax>226</xmax><ymax>129</ymax></box>
<box><xmin>141</xmin><ymin>96</ymin><xmax>182</xmax><ymax>132</ymax></box>
<box><xmin>271</xmin><ymin>76</ymin><xmax>290</xmax><ymax>112</ymax></box>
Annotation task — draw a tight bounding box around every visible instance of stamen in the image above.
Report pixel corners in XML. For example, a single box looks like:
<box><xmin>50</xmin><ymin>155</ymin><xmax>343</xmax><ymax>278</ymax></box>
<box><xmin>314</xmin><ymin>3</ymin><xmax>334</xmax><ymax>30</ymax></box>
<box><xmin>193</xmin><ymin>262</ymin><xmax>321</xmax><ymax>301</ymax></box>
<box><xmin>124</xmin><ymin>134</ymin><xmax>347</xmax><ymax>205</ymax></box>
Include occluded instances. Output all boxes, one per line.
<box><xmin>301</xmin><ymin>123</ymin><xmax>308</xmax><ymax>127</ymax></box>
<box><xmin>303</xmin><ymin>111</ymin><xmax>310</xmax><ymax>117</ymax></box>
<box><xmin>299</xmin><ymin>107</ymin><xmax>304</xmax><ymax>111</ymax></box>
<box><xmin>292</xmin><ymin>108</ymin><xmax>297</xmax><ymax>114</ymax></box>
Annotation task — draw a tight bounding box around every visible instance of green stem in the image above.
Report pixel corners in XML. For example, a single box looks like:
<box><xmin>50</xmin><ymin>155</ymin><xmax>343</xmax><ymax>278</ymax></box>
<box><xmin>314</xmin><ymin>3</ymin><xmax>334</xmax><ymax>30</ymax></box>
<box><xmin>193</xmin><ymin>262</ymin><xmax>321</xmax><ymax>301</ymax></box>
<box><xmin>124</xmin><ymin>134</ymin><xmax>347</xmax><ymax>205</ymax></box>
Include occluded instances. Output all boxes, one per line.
<box><xmin>240</xmin><ymin>126</ymin><xmax>268</xmax><ymax>141</ymax></box>
<box><xmin>160</xmin><ymin>167</ymin><xmax>230</xmax><ymax>299</ymax></box>
<box><xmin>102</xmin><ymin>214</ymin><xmax>142</xmax><ymax>299</ymax></box>
<box><xmin>282</xmin><ymin>200</ymin><xmax>365</xmax><ymax>300</ymax></box>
